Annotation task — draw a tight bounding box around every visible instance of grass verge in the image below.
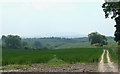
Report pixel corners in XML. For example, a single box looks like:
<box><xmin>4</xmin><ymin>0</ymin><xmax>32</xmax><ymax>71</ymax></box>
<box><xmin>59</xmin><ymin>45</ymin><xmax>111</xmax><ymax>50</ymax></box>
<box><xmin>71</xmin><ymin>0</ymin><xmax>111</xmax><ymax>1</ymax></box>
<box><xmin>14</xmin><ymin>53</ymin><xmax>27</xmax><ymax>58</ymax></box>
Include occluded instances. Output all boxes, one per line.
<box><xmin>104</xmin><ymin>50</ymin><xmax>107</xmax><ymax>63</ymax></box>
<box><xmin>108</xmin><ymin>47</ymin><xmax>118</xmax><ymax>63</ymax></box>
<box><xmin>2</xmin><ymin>64</ymin><xmax>29</xmax><ymax>70</ymax></box>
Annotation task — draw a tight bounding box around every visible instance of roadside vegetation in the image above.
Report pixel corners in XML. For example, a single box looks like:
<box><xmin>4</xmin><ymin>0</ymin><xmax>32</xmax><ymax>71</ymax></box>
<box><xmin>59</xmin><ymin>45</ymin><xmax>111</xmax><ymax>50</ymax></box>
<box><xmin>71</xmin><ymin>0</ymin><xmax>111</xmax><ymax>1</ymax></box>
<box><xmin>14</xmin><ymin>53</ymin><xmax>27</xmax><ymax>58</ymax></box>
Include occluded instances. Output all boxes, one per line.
<box><xmin>108</xmin><ymin>47</ymin><xmax>119</xmax><ymax>63</ymax></box>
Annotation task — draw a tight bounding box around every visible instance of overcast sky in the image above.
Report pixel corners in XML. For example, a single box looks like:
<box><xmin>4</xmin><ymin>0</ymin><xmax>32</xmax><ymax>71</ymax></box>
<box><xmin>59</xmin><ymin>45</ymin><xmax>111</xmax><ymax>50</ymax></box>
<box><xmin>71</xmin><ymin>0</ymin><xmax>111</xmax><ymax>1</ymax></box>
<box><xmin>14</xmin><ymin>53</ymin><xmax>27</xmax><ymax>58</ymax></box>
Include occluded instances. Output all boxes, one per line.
<box><xmin>0</xmin><ymin>0</ymin><xmax>116</xmax><ymax>37</ymax></box>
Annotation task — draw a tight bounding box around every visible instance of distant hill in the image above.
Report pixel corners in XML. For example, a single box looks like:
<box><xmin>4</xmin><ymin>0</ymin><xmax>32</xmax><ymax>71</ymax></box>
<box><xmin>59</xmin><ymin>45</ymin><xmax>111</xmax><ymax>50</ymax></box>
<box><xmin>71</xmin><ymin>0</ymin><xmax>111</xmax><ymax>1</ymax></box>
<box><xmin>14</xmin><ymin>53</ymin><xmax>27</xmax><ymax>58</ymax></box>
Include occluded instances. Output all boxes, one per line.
<box><xmin>22</xmin><ymin>37</ymin><xmax>88</xmax><ymax>48</ymax></box>
<box><xmin>55</xmin><ymin>42</ymin><xmax>91</xmax><ymax>49</ymax></box>
<box><xmin>22</xmin><ymin>36</ymin><xmax>117</xmax><ymax>49</ymax></box>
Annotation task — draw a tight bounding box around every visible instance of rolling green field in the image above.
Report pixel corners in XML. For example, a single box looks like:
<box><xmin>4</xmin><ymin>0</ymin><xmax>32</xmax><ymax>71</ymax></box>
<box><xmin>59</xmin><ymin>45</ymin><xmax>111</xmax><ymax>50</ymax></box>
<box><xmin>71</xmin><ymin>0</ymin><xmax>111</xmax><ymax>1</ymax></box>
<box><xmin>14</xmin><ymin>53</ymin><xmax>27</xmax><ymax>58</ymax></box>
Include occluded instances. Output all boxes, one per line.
<box><xmin>55</xmin><ymin>42</ymin><xmax>91</xmax><ymax>49</ymax></box>
<box><xmin>107</xmin><ymin>38</ymin><xmax>117</xmax><ymax>45</ymax></box>
<box><xmin>55</xmin><ymin>38</ymin><xmax>117</xmax><ymax>49</ymax></box>
<box><xmin>21</xmin><ymin>37</ymin><xmax>117</xmax><ymax>49</ymax></box>
<box><xmin>2</xmin><ymin>48</ymin><xmax>103</xmax><ymax>66</ymax></box>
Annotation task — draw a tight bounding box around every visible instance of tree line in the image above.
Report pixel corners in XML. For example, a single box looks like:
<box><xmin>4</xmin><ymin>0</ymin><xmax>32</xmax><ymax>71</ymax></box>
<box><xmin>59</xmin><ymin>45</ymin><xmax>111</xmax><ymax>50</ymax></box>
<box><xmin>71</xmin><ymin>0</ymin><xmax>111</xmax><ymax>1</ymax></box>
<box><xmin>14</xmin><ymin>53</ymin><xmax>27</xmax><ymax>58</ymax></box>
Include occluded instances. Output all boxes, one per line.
<box><xmin>1</xmin><ymin>35</ymin><xmax>48</xmax><ymax>50</ymax></box>
<box><xmin>1</xmin><ymin>32</ymin><xmax>108</xmax><ymax>50</ymax></box>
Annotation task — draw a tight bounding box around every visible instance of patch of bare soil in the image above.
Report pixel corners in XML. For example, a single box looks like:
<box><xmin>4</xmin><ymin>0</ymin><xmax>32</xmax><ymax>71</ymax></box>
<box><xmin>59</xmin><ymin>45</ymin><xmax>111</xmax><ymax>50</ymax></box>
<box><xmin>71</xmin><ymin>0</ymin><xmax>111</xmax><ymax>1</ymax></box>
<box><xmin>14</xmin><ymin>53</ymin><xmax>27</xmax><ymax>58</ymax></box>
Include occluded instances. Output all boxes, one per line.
<box><xmin>2</xmin><ymin>63</ymin><xmax>98</xmax><ymax>72</ymax></box>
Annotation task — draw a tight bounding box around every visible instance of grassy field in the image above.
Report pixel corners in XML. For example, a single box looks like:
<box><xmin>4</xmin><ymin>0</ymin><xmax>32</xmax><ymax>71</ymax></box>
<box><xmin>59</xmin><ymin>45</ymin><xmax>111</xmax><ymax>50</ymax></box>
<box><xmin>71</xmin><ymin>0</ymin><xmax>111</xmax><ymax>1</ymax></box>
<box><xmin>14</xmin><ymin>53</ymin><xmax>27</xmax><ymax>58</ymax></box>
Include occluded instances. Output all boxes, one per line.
<box><xmin>55</xmin><ymin>42</ymin><xmax>91</xmax><ymax>49</ymax></box>
<box><xmin>22</xmin><ymin>37</ymin><xmax>117</xmax><ymax>49</ymax></box>
<box><xmin>2</xmin><ymin>48</ymin><xmax>103</xmax><ymax>66</ymax></box>
<box><xmin>55</xmin><ymin>38</ymin><xmax>117</xmax><ymax>49</ymax></box>
<box><xmin>22</xmin><ymin>37</ymin><xmax>89</xmax><ymax>48</ymax></box>
<box><xmin>107</xmin><ymin>38</ymin><xmax>117</xmax><ymax>45</ymax></box>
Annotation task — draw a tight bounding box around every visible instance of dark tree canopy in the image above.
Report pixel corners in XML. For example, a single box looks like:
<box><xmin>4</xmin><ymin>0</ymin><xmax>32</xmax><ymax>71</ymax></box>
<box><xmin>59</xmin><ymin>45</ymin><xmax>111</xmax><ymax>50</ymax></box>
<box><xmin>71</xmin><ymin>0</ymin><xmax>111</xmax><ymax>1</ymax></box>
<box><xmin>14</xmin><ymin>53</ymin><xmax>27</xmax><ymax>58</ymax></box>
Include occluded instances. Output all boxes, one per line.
<box><xmin>102</xmin><ymin>1</ymin><xmax>120</xmax><ymax>44</ymax></box>
<box><xmin>102</xmin><ymin>2</ymin><xmax>120</xmax><ymax>19</ymax></box>
<box><xmin>5</xmin><ymin>35</ymin><xmax>22</xmax><ymax>49</ymax></box>
<box><xmin>1</xmin><ymin>35</ymin><xmax>6</xmax><ymax>42</ymax></box>
<box><xmin>1</xmin><ymin>35</ymin><xmax>6</xmax><ymax>48</ymax></box>
<box><xmin>88</xmin><ymin>32</ymin><xmax>108</xmax><ymax>46</ymax></box>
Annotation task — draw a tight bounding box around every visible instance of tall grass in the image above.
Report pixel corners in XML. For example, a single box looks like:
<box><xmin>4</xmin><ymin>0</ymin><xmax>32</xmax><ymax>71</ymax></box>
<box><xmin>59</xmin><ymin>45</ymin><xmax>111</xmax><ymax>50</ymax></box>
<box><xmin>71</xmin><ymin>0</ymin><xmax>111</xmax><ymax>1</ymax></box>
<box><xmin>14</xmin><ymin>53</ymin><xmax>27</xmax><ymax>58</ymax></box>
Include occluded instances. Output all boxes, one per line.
<box><xmin>104</xmin><ymin>50</ymin><xmax>107</xmax><ymax>63</ymax></box>
<box><xmin>108</xmin><ymin>47</ymin><xmax>118</xmax><ymax>63</ymax></box>
<box><xmin>2</xmin><ymin>48</ymin><xmax>103</xmax><ymax>66</ymax></box>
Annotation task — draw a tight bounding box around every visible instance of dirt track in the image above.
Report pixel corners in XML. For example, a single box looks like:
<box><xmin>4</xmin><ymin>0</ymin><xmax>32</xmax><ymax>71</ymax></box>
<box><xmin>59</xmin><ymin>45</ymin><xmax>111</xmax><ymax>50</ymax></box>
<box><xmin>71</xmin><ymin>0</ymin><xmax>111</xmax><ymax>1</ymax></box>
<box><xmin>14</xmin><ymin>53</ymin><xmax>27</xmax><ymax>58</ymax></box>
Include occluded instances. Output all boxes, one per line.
<box><xmin>98</xmin><ymin>49</ymin><xmax>118</xmax><ymax>72</ymax></box>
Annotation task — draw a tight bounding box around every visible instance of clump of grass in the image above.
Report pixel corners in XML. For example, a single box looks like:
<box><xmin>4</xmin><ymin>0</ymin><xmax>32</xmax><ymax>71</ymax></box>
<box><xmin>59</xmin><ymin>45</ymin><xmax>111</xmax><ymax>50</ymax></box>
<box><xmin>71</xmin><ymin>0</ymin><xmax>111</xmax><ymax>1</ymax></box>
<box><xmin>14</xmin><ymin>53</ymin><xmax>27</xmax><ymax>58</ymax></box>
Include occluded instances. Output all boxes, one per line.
<box><xmin>46</xmin><ymin>57</ymin><xmax>67</xmax><ymax>66</ymax></box>
<box><xmin>104</xmin><ymin>50</ymin><xmax>107</xmax><ymax>63</ymax></box>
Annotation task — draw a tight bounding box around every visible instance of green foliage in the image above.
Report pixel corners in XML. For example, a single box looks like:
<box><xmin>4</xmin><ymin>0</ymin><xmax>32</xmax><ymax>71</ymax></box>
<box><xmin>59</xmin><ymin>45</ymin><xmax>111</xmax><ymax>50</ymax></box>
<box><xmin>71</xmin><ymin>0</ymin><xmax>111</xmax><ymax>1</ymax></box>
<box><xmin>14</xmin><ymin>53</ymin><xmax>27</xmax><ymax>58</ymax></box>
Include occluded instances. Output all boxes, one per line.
<box><xmin>102</xmin><ymin>2</ymin><xmax>120</xmax><ymax>19</ymax></box>
<box><xmin>4</xmin><ymin>35</ymin><xmax>22</xmax><ymax>49</ymax></box>
<box><xmin>107</xmin><ymin>37</ymin><xmax>117</xmax><ymax>45</ymax></box>
<box><xmin>104</xmin><ymin>50</ymin><xmax>107</xmax><ymax>63</ymax></box>
<box><xmin>1</xmin><ymin>35</ymin><xmax>6</xmax><ymax>42</ymax></box>
<box><xmin>108</xmin><ymin>47</ymin><xmax>118</xmax><ymax>63</ymax></box>
<box><xmin>0</xmin><ymin>39</ymin><xmax>2</xmax><ymax>48</ymax></box>
<box><xmin>102</xmin><ymin>2</ymin><xmax>120</xmax><ymax>44</ymax></box>
<box><xmin>55</xmin><ymin>37</ymin><xmax>117</xmax><ymax>49</ymax></box>
<box><xmin>2</xmin><ymin>48</ymin><xmax>103</xmax><ymax>66</ymax></box>
<box><xmin>34</xmin><ymin>41</ymin><xmax>42</xmax><ymax>48</ymax></box>
<box><xmin>88</xmin><ymin>32</ymin><xmax>108</xmax><ymax>45</ymax></box>
<box><xmin>118</xmin><ymin>41</ymin><xmax>120</xmax><ymax>45</ymax></box>
<box><xmin>47</xmin><ymin>57</ymin><xmax>67</xmax><ymax>66</ymax></box>
<box><xmin>92</xmin><ymin>43</ymin><xmax>103</xmax><ymax>48</ymax></box>
<box><xmin>22</xmin><ymin>37</ymin><xmax>89</xmax><ymax>49</ymax></box>
<box><xmin>55</xmin><ymin>42</ymin><xmax>91</xmax><ymax>49</ymax></box>
<box><xmin>22</xmin><ymin>41</ymin><xmax>28</xmax><ymax>47</ymax></box>
<box><xmin>0</xmin><ymin>46</ymin><xmax>1</xmax><ymax>67</ymax></box>
<box><xmin>1</xmin><ymin>35</ymin><xmax>6</xmax><ymax>48</ymax></box>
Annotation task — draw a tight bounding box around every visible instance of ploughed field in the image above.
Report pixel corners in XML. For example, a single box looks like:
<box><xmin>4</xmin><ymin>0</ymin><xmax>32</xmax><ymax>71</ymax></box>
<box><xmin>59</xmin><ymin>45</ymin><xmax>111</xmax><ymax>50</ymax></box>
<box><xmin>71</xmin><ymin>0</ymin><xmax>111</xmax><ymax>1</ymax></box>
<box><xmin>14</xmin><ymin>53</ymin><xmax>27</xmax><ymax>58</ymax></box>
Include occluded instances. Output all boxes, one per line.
<box><xmin>2</xmin><ymin>48</ymin><xmax>103</xmax><ymax>66</ymax></box>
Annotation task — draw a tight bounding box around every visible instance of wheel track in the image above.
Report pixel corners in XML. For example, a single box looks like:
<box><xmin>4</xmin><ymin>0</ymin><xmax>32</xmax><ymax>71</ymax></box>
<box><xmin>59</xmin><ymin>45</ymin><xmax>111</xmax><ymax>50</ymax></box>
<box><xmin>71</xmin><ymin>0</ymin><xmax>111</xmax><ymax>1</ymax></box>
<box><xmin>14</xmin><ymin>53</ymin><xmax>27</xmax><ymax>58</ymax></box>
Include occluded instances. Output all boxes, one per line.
<box><xmin>98</xmin><ymin>49</ymin><xmax>118</xmax><ymax>72</ymax></box>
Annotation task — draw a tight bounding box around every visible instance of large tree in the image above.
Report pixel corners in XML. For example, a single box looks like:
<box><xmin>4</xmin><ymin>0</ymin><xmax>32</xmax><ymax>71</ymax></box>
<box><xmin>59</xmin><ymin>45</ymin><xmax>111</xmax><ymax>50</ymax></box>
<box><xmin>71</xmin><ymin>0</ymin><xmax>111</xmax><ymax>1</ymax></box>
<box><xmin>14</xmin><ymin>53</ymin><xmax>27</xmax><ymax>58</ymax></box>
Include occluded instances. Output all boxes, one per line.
<box><xmin>88</xmin><ymin>32</ymin><xmax>107</xmax><ymax>46</ymax></box>
<box><xmin>5</xmin><ymin>35</ymin><xmax>22</xmax><ymax>49</ymax></box>
<box><xmin>102</xmin><ymin>1</ymin><xmax>120</xmax><ymax>45</ymax></box>
<box><xmin>1</xmin><ymin>35</ymin><xmax>6</xmax><ymax>42</ymax></box>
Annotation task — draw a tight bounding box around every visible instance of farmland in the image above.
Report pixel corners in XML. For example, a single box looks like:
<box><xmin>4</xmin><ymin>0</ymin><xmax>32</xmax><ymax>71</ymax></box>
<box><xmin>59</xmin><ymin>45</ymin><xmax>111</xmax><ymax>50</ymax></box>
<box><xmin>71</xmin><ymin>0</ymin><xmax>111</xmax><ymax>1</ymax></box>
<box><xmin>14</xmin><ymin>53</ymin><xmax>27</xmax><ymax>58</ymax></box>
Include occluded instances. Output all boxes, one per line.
<box><xmin>20</xmin><ymin>37</ymin><xmax>117</xmax><ymax>49</ymax></box>
<box><xmin>2</xmin><ymin>48</ymin><xmax>103</xmax><ymax>66</ymax></box>
<box><xmin>55</xmin><ymin>37</ymin><xmax>117</xmax><ymax>49</ymax></box>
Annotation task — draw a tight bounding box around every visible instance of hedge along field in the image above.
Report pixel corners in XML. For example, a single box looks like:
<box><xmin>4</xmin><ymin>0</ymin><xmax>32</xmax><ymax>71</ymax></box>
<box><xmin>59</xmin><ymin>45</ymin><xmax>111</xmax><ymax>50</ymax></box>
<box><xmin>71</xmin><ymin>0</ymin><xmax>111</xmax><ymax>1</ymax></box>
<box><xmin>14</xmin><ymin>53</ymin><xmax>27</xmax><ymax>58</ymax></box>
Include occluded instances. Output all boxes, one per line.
<box><xmin>2</xmin><ymin>48</ymin><xmax>103</xmax><ymax>66</ymax></box>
